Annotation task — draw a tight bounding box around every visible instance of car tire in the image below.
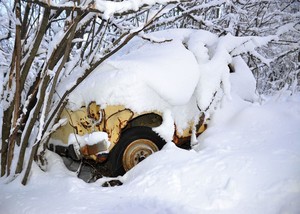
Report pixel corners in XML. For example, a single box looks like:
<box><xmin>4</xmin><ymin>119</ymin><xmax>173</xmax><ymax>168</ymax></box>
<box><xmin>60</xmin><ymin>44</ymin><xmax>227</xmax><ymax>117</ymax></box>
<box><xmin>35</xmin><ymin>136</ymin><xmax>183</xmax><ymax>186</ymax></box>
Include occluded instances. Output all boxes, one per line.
<box><xmin>109</xmin><ymin>126</ymin><xmax>166</xmax><ymax>177</ymax></box>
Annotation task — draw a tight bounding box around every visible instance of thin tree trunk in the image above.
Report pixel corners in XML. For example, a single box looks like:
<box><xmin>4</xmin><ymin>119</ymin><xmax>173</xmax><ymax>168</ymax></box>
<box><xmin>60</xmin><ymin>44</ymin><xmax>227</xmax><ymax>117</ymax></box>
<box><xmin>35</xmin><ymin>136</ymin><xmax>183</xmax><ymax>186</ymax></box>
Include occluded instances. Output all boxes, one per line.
<box><xmin>7</xmin><ymin>0</ymin><xmax>22</xmax><ymax>176</ymax></box>
<box><xmin>1</xmin><ymin>106</ymin><xmax>13</xmax><ymax>176</ymax></box>
<box><xmin>15</xmin><ymin>75</ymin><xmax>50</xmax><ymax>174</ymax></box>
<box><xmin>21</xmin><ymin>14</ymin><xmax>82</xmax><ymax>185</ymax></box>
<box><xmin>20</xmin><ymin>8</ymin><xmax>50</xmax><ymax>92</ymax></box>
<box><xmin>45</xmin><ymin>14</ymin><xmax>81</xmax><ymax>115</ymax></box>
<box><xmin>21</xmin><ymin>143</ymin><xmax>38</xmax><ymax>185</ymax></box>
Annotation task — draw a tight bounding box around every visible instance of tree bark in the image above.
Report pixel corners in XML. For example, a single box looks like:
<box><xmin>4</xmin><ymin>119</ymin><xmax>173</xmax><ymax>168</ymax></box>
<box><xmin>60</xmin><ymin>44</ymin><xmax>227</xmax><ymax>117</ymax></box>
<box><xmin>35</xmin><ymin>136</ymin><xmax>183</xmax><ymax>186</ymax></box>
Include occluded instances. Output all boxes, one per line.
<box><xmin>1</xmin><ymin>107</ymin><xmax>13</xmax><ymax>176</ymax></box>
<box><xmin>15</xmin><ymin>73</ymin><xmax>51</xmax><ymax>174</ymax></box>
<box><xmin>7</xmin><ymin>0</ymin><xmax>22</xmax><ymax>176</ymax></box>
<box><xmin>20</xmin><ymin>8</ymin><xmax>50</xmax><ymax>92</ymax></box>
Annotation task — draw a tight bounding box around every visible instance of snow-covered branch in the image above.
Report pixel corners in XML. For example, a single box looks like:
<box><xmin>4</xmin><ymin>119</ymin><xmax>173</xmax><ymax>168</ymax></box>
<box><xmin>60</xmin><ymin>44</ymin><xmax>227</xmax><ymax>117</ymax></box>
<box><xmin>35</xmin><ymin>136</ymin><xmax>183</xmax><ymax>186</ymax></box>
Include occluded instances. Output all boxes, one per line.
<box><xmin>25</xmin><ymin>0</ymin><xmax>182</xmax><ymax>20</ymax></box>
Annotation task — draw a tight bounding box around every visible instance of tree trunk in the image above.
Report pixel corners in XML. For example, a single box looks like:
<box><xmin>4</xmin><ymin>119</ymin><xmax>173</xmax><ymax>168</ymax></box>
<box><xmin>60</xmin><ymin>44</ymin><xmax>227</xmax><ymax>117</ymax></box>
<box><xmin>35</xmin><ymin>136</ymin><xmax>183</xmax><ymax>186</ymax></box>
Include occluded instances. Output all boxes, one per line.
<box><xmin>15</xmin><ymin>75</ymin><xmax>50</xmax><ymax>174</ymax></box>
<box><xmin>1</xmin><ymin>106</ymin><xmax>13</xmax><ymax>176</ymax></box>
<box><xmin>6</xmin><ymin>0</ymin><xmax>22</xmax><ymax>176</ymax></box>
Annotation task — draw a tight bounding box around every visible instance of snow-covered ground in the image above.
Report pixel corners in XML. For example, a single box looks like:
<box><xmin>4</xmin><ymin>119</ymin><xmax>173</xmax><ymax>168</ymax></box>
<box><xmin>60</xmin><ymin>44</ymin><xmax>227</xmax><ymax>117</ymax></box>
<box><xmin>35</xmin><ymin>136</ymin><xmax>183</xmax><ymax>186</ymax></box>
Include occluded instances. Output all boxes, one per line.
<box><xmin>1</xmin><ymin>92</ymin><xmax>299</xmax><ymax>214</ymax></box>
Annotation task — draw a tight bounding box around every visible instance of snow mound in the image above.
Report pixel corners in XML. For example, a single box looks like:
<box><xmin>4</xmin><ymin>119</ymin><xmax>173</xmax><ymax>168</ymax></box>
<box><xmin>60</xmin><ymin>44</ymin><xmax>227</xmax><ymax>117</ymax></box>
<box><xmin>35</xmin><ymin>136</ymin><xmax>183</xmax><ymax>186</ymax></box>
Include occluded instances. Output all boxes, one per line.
<box><xmin>230</xmin><ymin>56</ymin><xmax>258</xmax><ymax>102</ymax></box>
<box><xmin>68</xmin><ymin>32</ymin><xmax>200</xmax><ymax>111</ymax></box>
<box><xmin>108</xmin><ymin>39</ymin><xmax>200</xmax><ymax>106</ymax></box>
<box><xmin>1</xmin><ymin>94</ymin><xmax>299</xmax><ymax>214</ymax></box>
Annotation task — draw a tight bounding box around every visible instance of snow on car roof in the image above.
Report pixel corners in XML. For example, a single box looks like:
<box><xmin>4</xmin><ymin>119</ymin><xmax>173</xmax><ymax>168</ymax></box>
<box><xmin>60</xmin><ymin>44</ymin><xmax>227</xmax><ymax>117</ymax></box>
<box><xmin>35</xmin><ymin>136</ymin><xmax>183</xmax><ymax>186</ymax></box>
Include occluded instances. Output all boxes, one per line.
<box><xmin>68</xmin><ymin>29</ymin><xmax>201</xmax><ymax>111</ymax></box>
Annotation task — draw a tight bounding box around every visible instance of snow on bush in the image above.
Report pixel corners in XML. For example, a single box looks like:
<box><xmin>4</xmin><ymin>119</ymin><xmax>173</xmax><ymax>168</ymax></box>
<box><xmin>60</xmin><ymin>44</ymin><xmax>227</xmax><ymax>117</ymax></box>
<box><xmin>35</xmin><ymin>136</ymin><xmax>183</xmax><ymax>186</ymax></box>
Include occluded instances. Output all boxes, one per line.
<box><xmin>230</xmin><ymin>56</ymin><xmax>258</xmax><ymax>102</ymax></box>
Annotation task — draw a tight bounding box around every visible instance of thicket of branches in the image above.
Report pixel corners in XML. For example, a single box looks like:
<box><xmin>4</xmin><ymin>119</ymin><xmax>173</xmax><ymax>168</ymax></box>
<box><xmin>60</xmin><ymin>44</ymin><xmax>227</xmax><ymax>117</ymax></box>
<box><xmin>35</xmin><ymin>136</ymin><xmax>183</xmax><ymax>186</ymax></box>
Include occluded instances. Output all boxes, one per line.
<box><xmin>0</xmin><ymin>0</ymin><xmax>299</xmax><ymax>185</ymax></box>
<box><xmin>149</xmin><ymin>0</ymin><xmax>299</xmax><ymax>94</ymax></box>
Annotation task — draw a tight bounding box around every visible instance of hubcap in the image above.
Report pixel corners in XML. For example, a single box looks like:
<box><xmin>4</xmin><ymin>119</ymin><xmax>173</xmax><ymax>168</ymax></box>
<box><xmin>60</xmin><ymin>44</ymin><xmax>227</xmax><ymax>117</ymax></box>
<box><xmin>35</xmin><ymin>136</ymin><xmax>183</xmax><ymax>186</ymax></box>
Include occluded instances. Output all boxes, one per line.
<box><xmin>122</xmin><ymin>139</ymin><xmax>159</xmax><ymax>171</ymax></box>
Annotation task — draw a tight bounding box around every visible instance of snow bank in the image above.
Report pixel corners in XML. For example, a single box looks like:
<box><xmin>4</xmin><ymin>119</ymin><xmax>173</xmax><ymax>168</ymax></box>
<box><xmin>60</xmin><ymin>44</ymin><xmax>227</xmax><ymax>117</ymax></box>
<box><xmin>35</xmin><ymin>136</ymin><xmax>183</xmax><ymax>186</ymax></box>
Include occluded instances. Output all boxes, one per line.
<box><xmin>1</xmin><ymin>93</ymin><xmax>299</xmax><ymax>214</ymax></box>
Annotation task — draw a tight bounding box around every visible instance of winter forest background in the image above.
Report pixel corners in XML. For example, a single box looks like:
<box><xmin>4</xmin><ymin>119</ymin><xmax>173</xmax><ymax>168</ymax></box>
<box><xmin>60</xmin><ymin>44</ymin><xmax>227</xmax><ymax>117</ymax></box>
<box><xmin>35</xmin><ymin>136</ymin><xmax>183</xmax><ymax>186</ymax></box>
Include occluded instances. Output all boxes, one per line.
<box><xmin>0</xmin><ymin>0</ymin><xmax>299</xmax><ymax>185</ymax></box>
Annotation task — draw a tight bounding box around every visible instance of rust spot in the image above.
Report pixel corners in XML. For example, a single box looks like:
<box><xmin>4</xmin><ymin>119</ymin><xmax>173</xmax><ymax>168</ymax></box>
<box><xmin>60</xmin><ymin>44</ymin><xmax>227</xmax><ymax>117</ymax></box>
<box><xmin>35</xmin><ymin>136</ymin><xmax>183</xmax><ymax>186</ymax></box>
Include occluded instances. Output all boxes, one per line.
<box><xmin>80</xmin><ymin>146</ymin><xmax>88</xmax><ymax>156</ymax></box>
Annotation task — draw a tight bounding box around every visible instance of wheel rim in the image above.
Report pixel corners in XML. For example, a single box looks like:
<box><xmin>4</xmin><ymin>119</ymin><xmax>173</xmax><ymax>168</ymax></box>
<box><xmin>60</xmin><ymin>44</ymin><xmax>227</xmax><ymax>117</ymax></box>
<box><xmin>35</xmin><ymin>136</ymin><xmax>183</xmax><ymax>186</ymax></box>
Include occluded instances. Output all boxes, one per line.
<box><xmin>122</xmin><ymin>139</ymin><xmax>159</xmax><ymax>172</ymax></box>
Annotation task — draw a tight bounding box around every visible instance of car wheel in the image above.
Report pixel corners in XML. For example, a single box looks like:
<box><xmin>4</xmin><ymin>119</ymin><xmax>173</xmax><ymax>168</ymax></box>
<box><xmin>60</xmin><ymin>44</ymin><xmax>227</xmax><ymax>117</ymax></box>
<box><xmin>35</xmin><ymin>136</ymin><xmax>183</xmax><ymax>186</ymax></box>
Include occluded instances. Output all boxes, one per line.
<box><xmin>109</xmin><ymin>126</ymin><xmax>166</xmax><ymax>176</ymax></box>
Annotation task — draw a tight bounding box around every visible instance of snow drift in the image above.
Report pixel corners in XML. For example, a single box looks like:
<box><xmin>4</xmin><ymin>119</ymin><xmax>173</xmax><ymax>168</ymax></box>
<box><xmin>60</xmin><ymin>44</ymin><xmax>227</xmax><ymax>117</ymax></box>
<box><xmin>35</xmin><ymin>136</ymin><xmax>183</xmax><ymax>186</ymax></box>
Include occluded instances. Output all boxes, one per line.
<box><xmin>1</xmin><ymin>93</ymin><xmax>299</xmax><ymax>214</ymax></box>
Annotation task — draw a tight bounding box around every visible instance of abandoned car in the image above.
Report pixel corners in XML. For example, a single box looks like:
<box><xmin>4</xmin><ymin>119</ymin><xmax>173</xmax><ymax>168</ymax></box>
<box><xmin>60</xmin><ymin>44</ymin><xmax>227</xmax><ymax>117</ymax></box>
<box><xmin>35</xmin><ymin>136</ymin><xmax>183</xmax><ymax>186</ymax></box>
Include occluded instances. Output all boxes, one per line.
<box><xmin>49</xmin><ymin>29</ymin><xmax>255</xmax><ymax>178</ymax></box>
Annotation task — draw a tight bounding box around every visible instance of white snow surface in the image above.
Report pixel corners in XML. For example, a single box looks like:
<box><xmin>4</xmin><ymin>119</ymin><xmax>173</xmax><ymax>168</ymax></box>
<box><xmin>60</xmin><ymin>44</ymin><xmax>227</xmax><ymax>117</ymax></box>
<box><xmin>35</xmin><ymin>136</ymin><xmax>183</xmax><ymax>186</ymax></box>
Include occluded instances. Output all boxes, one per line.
<box><xmin>1</xmin><ymin>93</ymin><xmax>300</xmax><ymax>214</ymax></box>
<box><xmin>230</xmin><ymin>56</ymin><xmax>258</xmax><ymax>102</ymax></box>
<box><xmin>68</xmin><ymin>29</ymin><xmax>200</xmax><ymax>110</ymax></box>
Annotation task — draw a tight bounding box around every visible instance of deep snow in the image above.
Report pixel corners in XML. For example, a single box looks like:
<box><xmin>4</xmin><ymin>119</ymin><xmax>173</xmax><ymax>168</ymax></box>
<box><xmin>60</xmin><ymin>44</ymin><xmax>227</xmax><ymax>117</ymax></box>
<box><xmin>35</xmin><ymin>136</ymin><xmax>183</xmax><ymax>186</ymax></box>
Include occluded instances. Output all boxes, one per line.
<box><xmin>0</xmin><ymin>92</ymin><xmax>299</xmax><ymax>214</ymax></box>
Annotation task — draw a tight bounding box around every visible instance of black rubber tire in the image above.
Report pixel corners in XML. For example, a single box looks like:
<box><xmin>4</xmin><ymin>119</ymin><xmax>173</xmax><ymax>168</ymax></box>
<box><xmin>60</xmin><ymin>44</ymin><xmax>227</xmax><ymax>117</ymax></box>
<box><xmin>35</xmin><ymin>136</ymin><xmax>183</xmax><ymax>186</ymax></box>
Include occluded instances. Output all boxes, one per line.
<box><xmin>108</xmin><ymin>126</ymin><xmax>166</xmax><ymax>177</ymax></box>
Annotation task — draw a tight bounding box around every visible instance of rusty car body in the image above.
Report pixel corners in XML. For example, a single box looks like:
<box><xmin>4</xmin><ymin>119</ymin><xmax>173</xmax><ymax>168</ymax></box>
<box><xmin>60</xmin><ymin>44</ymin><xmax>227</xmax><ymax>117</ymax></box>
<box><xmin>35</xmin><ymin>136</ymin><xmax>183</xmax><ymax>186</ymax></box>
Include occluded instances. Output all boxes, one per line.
<box><xmin>50</xmin><ymin>102</ymin><xmax>207</xmax><ymax>176</ymax></box>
